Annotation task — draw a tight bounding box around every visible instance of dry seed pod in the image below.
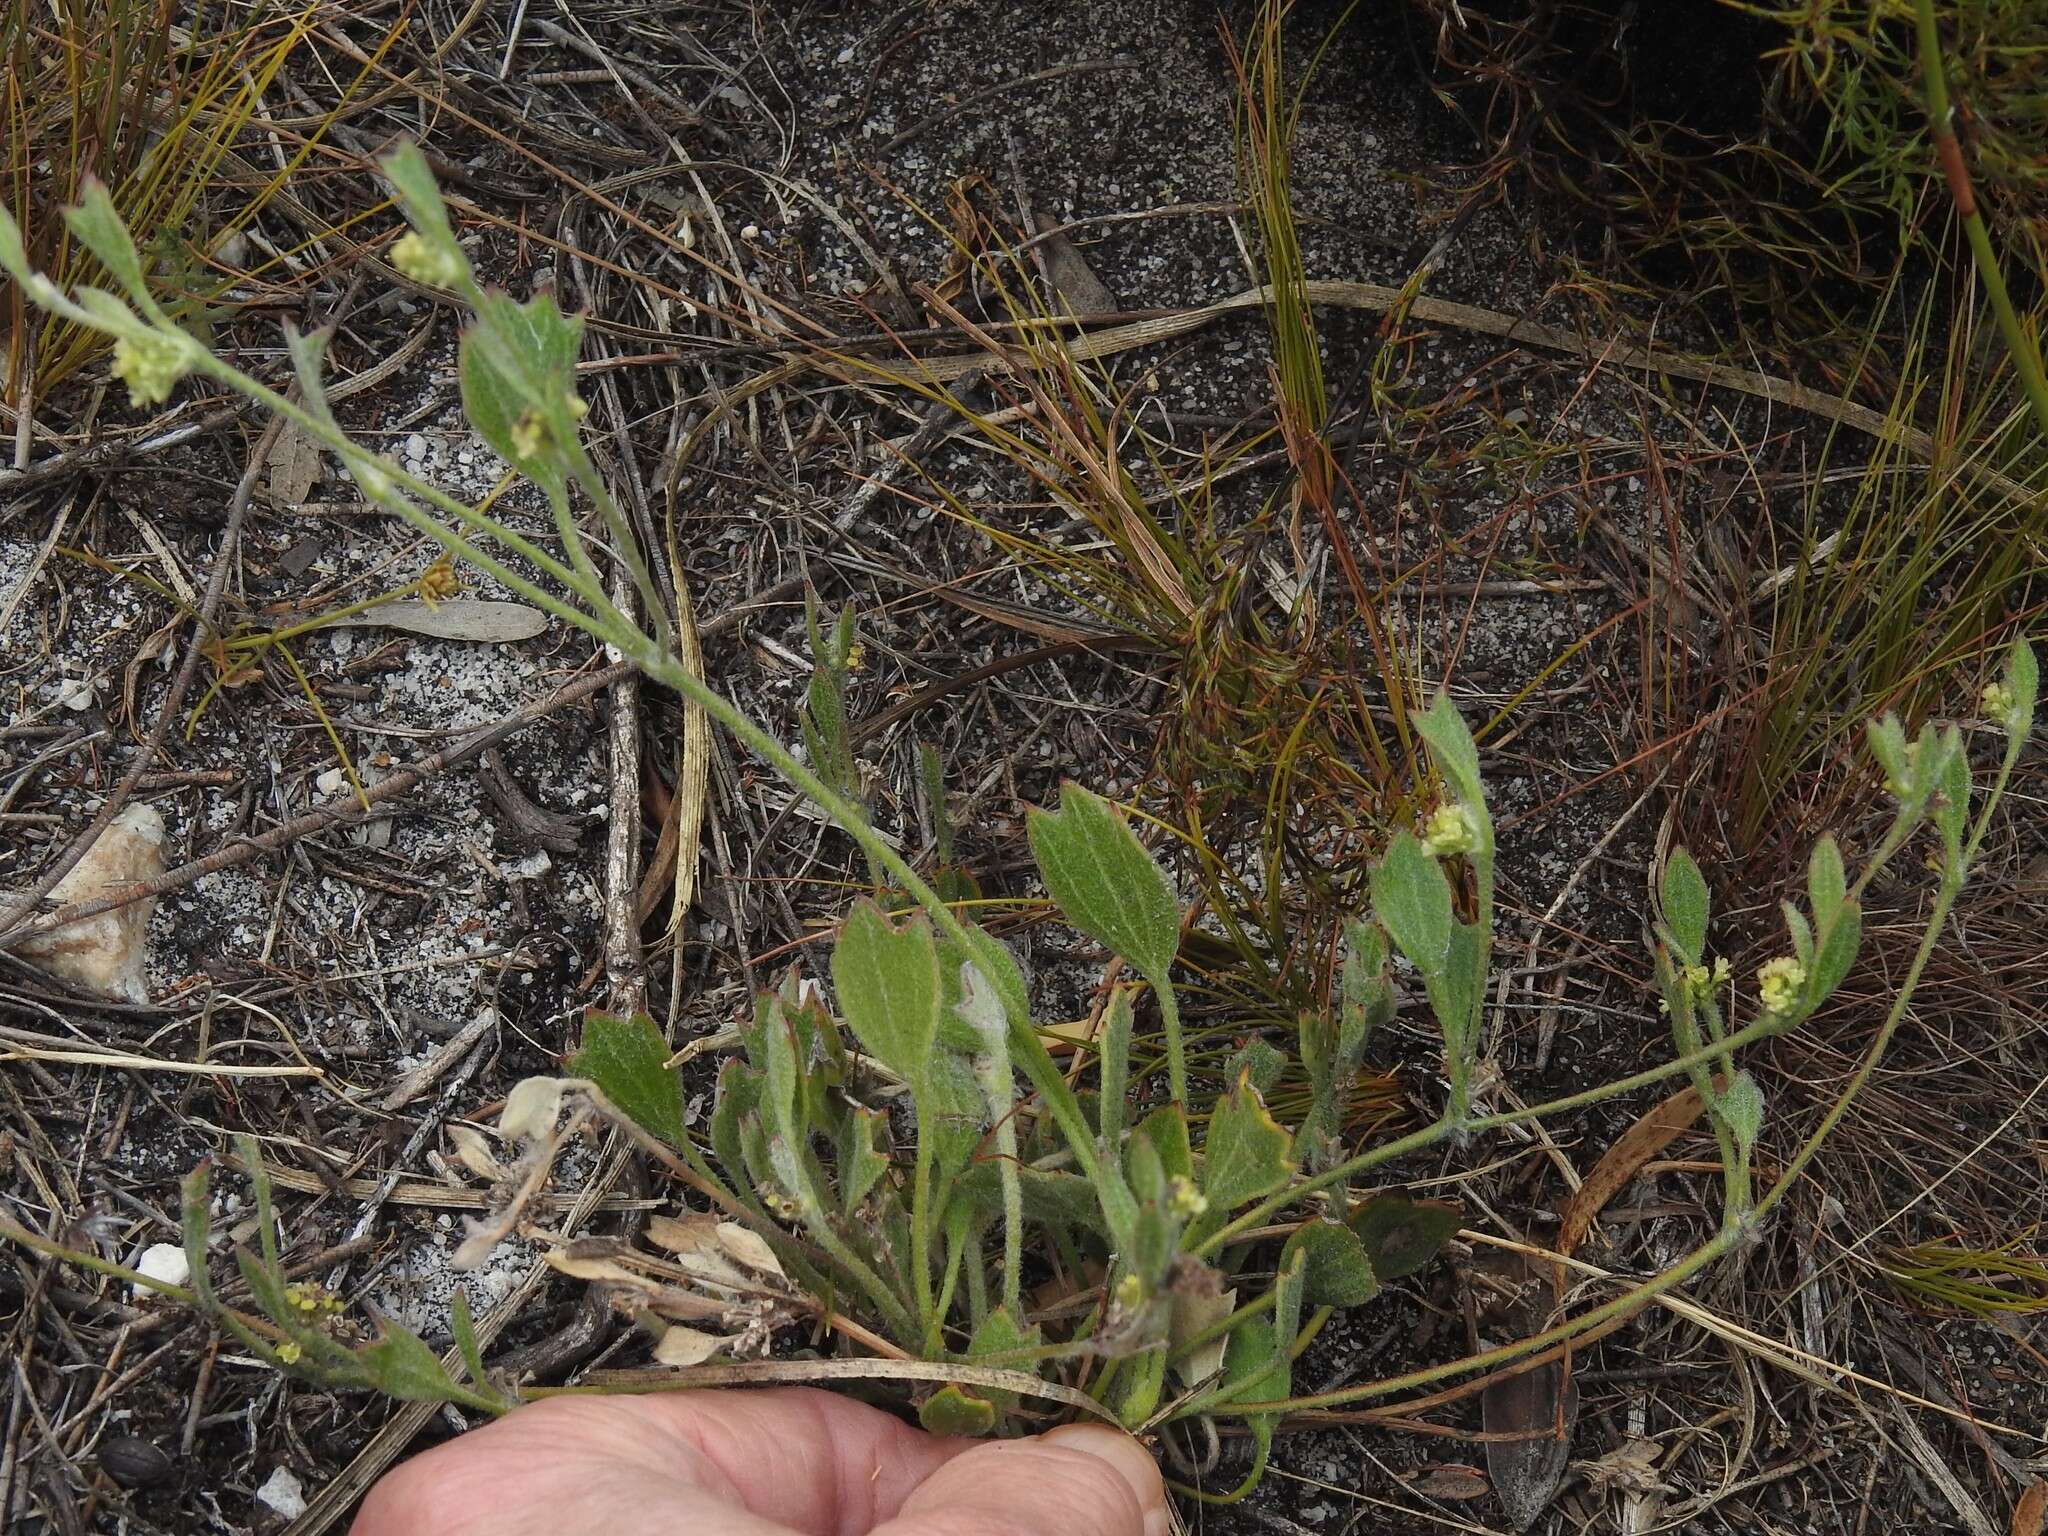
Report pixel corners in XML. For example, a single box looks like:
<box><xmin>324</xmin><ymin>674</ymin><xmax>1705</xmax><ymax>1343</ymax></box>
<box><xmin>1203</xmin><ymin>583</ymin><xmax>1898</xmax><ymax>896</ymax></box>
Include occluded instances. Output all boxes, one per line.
<box><xmin>98</xmin><ymin>1435</ymin><xmax>173</xmax><ymax>1488</ymax></box>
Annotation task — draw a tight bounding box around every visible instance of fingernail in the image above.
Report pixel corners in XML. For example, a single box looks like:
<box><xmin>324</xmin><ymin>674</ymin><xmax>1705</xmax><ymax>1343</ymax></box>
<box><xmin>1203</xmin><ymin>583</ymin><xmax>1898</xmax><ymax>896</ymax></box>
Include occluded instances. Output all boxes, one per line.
<box><xmin>1043</xmin><ymin>1424</ymin><xmax>1170</xmax><ymax>1536</ymax></box>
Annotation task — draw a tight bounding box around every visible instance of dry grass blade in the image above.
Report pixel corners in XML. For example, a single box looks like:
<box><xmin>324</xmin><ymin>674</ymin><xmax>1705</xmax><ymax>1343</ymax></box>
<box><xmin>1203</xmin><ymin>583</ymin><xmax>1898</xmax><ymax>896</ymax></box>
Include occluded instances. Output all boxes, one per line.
<box><xmin>837</xmin><ymin>281</ymin><xmax>2019</xmax><ymax>489</ymax></box>
<box><xmin>560</xmin><ymin>1356</ymin><xmax>1115</xmax><ymax>1421</ymax></box>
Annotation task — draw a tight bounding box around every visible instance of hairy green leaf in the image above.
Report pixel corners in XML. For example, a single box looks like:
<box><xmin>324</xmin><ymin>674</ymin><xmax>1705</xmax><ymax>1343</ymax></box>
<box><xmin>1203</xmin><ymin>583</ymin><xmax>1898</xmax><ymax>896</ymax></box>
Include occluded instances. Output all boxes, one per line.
<box><xmin>1781</xmin><ymin>901</ymin><xmax>1815</xmax><ymax>969</ymax></box>
<box><xmin>710</xmin><ymin>1060</ymin><xmax>761</xmax><ymax>1208</ymax></box>
<box><xmin>1806</xmin><ymin>835</ymin><xmax>1846</xmax><ymax>932</ymax></box>
<box><xmin>458</xmin><ymin>291</ymin><xmax>583</xmax><ymax>488</ymax></box>
<box><xmin>1224</xmin><ymin>1036</ymin><xmax>1287</xmax><ymax>1098</ymax></box>
<box><xmin>1413</xmin><ymin>693</ymin><xmax>1485</xmax><ymax>812</ymax></box>
<box><xmin>1371</xmin><ymin>831</ymin><xmax>1453</xmax><ymax>975</ymax></box>
<box><xmin>1714</xmin><ymin>1070</ymin><xmax>1765</xmax><ymax>1156</ymax></box>
<box><xmin>1934</xmin><ymin>724</ymin><xmax>1970</xmax><ymax>865</ymax></box>
<box><xmin>64</xmin><ymin>181</ymin><xmax>153</xmax><ymax>307</ymax></box>
<box><xmin>833</xmin><ymin>900</ymin><xmax>943</xmax><ymax>1089</ymax></box>
<box><xmin>381</xmin><ymin>144</ymin><xmax>462</xmax><ymax>257</ymax></box>
<box><xmin>1348</xmin><ymin>1195</ymin><xmax>1461</xmax><ymax>1280</ymax></box>
<box><xmin>1339</xmin><ymin>920</ymin><xmax>1394</xmax><ymax>1059</ymax></box>
<box><xmin>1028</xmin><ymin>784</ymin><xmax>1179</xmax><ymax>982</ymax></box>
<box><xmin>1135</xmin><ymin>1103</ymin><xmax>1195</xmax><ymax>1185</ymax></box>
<box><xmin>922</xmin><ymin>1051</ymin><xmax>986</xmax><ymax>1180</ymax></box>
<box><xmin>1283</xmin><ymin>1220</ymin><xmax>1379</xmax><ymax>1307</ymax></box>
<box><xmin>2006</xmin><ymin>639</ymin><xmax>2039</xmax><ymax>732</ymax></box>
<box><xmin>571</xmin><ymin>1012</ymin><xmax>685</xmax><ymax>1148</ymax></box>
<box><xmin>921</xmin><ymin>1384</ymin><xmax>999</xmax><ymax>1441</ymax></box>
<box><xmin>837</xmin><ymin>1104</ymin><xmax>892</xmax><ymax>1217</ymax></box>
<box><xmin>1428</xmin><ymin>921</ymin><xmax>1488</xmax><ymax>1059</ymax></box>
<box><xmin>1659</xmin><ymin>846</ymin><xmax>1710</xmax><ymax>966</ymax></box>
<box><xmin>360</xmin><ymin>1324</ymin><xmax>474</xmax><ymax>1405</ymax></box>
<box><xmin>1219</xmin><ymin>1315</ymin><xmax>1283</xmax><ymax>1409</ymax></box>
<box><xmin>450</xmin><ymin>1291</ymin><xmax>492</xmax><ymax>1394</ymax></box>
<box><xmin>1811</xmin><ymin>896</ymin><xmax>1862</xmax><ymax>1002</ymax></box>
<box><xmin>0</xmin><ymin>204</ymin><xmax>28</xmax><ymax>279</ymax></box>
<box><xmin>964</xmin><ymin>1307</ymin><xmax>1041</xmax><ymax>1410</ymax></box>
<box><xmin>1202</xmin><ymin>1076</ymin><xmax>1295</xmax><ymax>1212</ymax></box>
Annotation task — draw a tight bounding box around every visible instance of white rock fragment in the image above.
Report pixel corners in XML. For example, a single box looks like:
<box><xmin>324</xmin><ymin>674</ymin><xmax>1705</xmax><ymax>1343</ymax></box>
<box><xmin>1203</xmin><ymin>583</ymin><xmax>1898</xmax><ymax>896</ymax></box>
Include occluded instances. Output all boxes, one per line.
<box><xmin>6</xmin><ymin>804</ymin><xmax>167</xmax><ymax>1004</ymax></box>
<box><xmin>255</xmin><ymin>1466</ymin><xmax>308</xmax><ymax>1519</ymax></box>
<box><xmin>54</xmin><ymin>675</ymin><xmax>99</xmax><ymax>711</ymax></box>
<box><xmin>132</xmin><ymin>1242</ymin><xmax>190</xmax><ymax>1296</ymax></box>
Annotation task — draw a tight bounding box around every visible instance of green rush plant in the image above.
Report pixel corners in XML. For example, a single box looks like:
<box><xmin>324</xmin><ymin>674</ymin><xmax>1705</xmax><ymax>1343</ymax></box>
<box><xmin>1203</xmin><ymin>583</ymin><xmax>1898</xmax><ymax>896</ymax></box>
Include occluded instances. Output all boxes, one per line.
<box><xmin>0</xmin><ymin>155</ymin><xmax>2033</xmax><ymax>1493</ymax></box>
<box><xmin>0</xmin><ymin>0</ymin><xmax>346</xmax><ymax>407</ymax></box>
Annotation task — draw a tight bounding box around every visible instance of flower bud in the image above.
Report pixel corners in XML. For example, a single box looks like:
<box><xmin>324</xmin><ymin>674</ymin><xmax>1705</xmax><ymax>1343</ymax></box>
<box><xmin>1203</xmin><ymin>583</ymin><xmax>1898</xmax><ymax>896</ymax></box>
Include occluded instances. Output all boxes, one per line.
<box><xmin>1755</xmin><ymin>956</ymin><xmax>1806</xmax><ymax>1019</ymax></box>
<box><xmin>390</xmin><ymin>230</ymin><xmax>467</xmax><ymax>289</ymax></box>
<box><xmin>1982</xmin><ymin>680</ymin><xmax>2019</xmax><ymax>733</ymax></box>
<box><xmin>110</xmin><ymin>331</ymin><xmax>191</xmax><ymax>407</ymax></box>
<box><xmin>1421</xmin><ymin>802</ymin><xmax>1480</xmax><ymax>858</ymax></box>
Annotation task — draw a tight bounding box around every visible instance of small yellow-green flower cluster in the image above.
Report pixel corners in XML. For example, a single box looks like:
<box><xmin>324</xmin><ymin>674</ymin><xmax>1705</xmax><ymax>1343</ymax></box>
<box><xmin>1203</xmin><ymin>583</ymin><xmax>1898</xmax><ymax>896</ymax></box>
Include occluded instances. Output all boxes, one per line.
<box><xmin>1755</xmin><ymin>957</ymin><xmax>1806</xmax><ymax>1018</ymax></box>
<box><xmin>285</xmin><ymin>1282</ymin><xmax>346</xmax><ymax>1320</ymax></box>
<box><xmin>1112</xmin><ymin>1271</ymin><xmax>1145</xmax><ymax>1309</ymax></box>
<box><xmin>1421</xmin><ymin>802</ymin><xmax>1480</xmax><ymax>858</ymax></box>
<box><xmin>277</xmin><ymin>1341</ymin><xmax>303</xmax><ymax>1365</ymax></box>
<box><xmin>1166</xmin><ymin>1175</ymin><xmax>1208</xmax><ymax>1221</ymax></box>
<box><xmin>1659</xmin><ymin>957</ymin><xmax>1729</xmax><ymax>1014</ymax></box>
<box><xmin>509</xmin><ymin>410</ymin><xmax>547</xmax><ymax>462</ymax></box>
<box><xmin>418</xmin><ymin>557</ymin><xmax>461</xmax><ymax>607</ymax></box>
<box><xmin>111</xmin><ymin>332</ymin><xmax>191</xmax><ymax>408</ymax></box>
<box><xmin>390</xmin><ymin>230</ymin><xmax>467</xmax><ymax>290</ymax></box>
<box><xmin>1982</xmin><ymin>680</ymin><xmax>2020</xmax><ymax>734</ymax></box>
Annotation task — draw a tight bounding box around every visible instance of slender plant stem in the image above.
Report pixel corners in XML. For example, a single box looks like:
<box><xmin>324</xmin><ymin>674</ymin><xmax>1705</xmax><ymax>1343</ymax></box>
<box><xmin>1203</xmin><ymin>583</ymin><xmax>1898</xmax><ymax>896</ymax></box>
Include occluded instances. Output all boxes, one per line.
<box><xmin>910</xmin><ymin>1117</ymin><xmax>936</xmax><ymax>1344</ymax></box>
<box><xmin>1913</xmin><ymin>0</ymin><xmax>2048</xmax><ymax>439</ymax></box>
<box><xmin>1156</xmin><ymin>982</ymin><xmax>1188</xmax><ymax>1106</ymax></box>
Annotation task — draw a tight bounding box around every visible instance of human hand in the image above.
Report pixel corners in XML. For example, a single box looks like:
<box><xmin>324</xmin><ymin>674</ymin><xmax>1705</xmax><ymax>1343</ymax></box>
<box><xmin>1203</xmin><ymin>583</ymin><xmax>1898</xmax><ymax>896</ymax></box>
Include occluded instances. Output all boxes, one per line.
<box><xmin>349</xmin><ymin>1386</ymin><xmax>1169</xmax><ymax>1536</ymax></box>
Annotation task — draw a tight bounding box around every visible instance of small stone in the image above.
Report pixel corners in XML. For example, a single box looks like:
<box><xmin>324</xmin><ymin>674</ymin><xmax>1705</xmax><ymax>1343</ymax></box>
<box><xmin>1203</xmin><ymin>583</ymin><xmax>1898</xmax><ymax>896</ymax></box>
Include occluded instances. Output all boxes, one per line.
<box><xmin>7</xmin><ymin>804</ymin><xmax>167</xmax><ymax>1004</ymax></box>
<box><xmin>133</xmin><ymin>1242</ymin><xmax>190</xmax><ymax>1296</ymax></box>
<box><xmin>405</xmin><ymin>433</ymin><xmax>429</xmax><ymax>462</ymax></box>
<box><xmin>255</xmin><ymin>1466</ymin><xmax>307</xmax><ymax>1518</ymax></box>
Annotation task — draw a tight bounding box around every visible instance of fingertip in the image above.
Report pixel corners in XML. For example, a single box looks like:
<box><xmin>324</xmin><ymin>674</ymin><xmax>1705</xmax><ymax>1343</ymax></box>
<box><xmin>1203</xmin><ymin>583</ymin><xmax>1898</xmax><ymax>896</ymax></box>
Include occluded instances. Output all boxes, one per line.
<box><xmin>880</xmin><ymin>1423</ymin><xmax>1168</xmax><ymax>1536</ymax></box>
<box><xmin>1039</xmin><ymin>1425</ymin><xmax>1169</xmax><ymax>1536</ymax></box>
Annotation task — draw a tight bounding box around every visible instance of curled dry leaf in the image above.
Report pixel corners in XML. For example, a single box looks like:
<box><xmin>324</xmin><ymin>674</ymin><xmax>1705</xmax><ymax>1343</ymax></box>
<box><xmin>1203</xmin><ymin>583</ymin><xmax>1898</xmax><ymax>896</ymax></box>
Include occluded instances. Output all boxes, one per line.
<box><xmin>544</xmin><ymin>1222</ymin><xmax>808</xmax><ymax>1366</ymax></box>
<box><xmin>646</xmin><ymin>1214</ymin><xmax>752</xmax><ymax>1292</ymax></box>
<box><xmin>714</xmin><ymin>1222</ymin><xmax>785</xmax><ymax>1281</ymax></box>
<box><xmin>1470</xmin><ymin>1248</ymin><xmax>1576</xmax><ymax>1532</ymax></box>
<box><xmin>645</xmin><ymin>1213</ymin><xmax>789</xmax><ymax>1287</ymax></box>
<box><xmin>1408</xmin><ymin>1464</ymin><xmax>1490</xmax><ymax>1502</ymax></box>
<box><xmin>1557</xmin><ymin>1085</ymin><xmax>1705</xmax><ymax>1258</ymax></box>
<box><xmin>499</xmin><ymin>1077</ymin><xmax>568</xmax><ymax>1143</ymax></box>
<box><xmin>1167</xmin><ymin>1259</ymin><xmax>1236</xmax><ymax>1390</ymax></box>
<box><xmin>446</xmin><ymin>1124</ymin><xmax>503</xmax><ymax>1181</ymax></box>
<box><xmin>452</xmin><ymin>1076</ymin><xmax>583</xmax><ymax>1270</ymax></box>
<box><xmin>653</xmin><ymin>1325</ymin><xmax>729</xmax><ymax>1368</ymax></box>
<box><xmin>2012</xmin><ymin>1481</ymin><xmax>2048</xmax><ymax>1536</ymax></box>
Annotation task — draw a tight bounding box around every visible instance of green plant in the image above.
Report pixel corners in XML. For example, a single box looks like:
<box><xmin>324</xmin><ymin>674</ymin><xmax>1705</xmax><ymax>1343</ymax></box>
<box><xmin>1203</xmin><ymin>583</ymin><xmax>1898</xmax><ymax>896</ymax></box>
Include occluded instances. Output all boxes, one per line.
<box><xmin>0</xmin><ymin>1133</ymin><xmax>510</xmax><ymax>1416</ymax></box>
<box><xmin>0</xmin><ymin>158</ymin><xmax>2031</xmax><ymax>1492</ymax></box>
<box><xmin>1713</xmin><ymin>277</ymin><xmax>2042</xmax><ymax>854</ymax></box>
<box><xmin>1746</xmin><ymin>0</ymin><xmax>2048</xmax><ymax>298</ymax></box>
